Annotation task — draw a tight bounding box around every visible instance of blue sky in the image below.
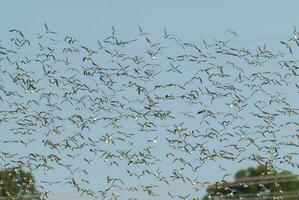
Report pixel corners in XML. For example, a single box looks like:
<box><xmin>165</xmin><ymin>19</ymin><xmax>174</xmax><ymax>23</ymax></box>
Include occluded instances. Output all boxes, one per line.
<box><xmin>1</xmin><ymin>0</ymin><xmax>299</xmax><ymax>199</ymax></box>
<box><xmin>1</xmin><ymin>0</ymin><xmax>298</xmax><ymax>43</ymax></box>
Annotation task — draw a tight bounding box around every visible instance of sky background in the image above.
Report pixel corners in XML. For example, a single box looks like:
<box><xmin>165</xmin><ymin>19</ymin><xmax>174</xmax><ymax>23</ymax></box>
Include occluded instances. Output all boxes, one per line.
<box><xmin>1</xmin><ymin>0</ymin><xmax>299</xmax><ymax>199</ymax></box>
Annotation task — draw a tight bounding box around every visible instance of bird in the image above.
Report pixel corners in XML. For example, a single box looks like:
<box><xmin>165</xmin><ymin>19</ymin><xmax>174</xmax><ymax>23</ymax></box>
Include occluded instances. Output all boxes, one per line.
<box><xmin>44</xmin><ymin>23</ymin><xmax>57</xmax><ymax>34</ymax></box>
<box><xmin>280</xmin><ymin>40</ymin><xmax>292</xmax><ymax>54</ymax></box>
<box><xmin>226</xmin><ymin>29</ymin><xmax>238</xmax><ymax>37</ymax></box>
<box><xmin>138</xmin><ymin>26</ymin><xmax>149</xmax><ymax>36</ymax></box>
<box><xmin>0</xmin><ymin>24</ymin><xmax>298</xmax><ymax>200</ymax></box>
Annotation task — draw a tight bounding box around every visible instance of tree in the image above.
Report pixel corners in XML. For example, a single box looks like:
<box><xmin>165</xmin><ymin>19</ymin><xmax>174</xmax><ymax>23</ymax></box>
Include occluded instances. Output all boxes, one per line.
<box><xmin>203</xmin><ymin>165</ymin><xmax>299</xmax><ymax>200</ymax></box>
<box><xmin>0</xmin><ymin>167</ymin><xmax>38</xmax><ymax>200</ymax></box>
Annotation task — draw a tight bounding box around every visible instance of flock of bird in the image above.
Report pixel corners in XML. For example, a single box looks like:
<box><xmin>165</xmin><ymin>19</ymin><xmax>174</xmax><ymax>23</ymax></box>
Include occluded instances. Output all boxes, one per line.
<box><xmin>0</xmin><ymin>23</ymin><xmax>298</xmax><ymax>200</ymax></box>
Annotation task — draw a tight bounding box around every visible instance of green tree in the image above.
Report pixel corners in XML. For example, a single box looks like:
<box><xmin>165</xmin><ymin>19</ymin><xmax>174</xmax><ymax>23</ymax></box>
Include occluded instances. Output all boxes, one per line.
<box><xmin>0</xmin><ymin>167</ymin><xmax>38</xmax><ymax>200</ymax></box>
<box><xmin>203</xmin><ymin>165</ymin><xmax>299</xmax><ymax>200</ymax></box>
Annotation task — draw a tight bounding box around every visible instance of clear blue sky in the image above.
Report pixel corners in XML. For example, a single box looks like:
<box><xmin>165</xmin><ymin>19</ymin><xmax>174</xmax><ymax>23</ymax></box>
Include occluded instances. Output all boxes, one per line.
<box><xmin>1</xmin><ymin>0</ymin><xmax>298</xmax><ymax>43</ymax></box>
<box><xmin>1</xmin><ymin>0</ymin><xmax>299</xmax><ymax>199</ymax></box>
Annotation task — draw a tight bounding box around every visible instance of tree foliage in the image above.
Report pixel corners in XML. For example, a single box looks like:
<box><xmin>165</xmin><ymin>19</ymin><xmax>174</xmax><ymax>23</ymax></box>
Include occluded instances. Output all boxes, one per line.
<box><xmin>0</xmin><ymin>168</ymin><xmax>37</xmax><ymax>199</ymax></box>
<box><xmin>203</xmin><ymin>165</ymin><xmax>299</xmax><ymax>200</ymax></box>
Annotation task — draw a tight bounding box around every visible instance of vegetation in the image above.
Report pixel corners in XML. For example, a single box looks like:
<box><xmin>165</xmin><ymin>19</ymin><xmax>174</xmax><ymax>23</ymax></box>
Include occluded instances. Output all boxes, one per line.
<box><xmin>203</xmin><ymin>165</ymin><xmax>299</xmax><ymax>200</ymax></box>
<box><xmin>0</xmin><ymin>168</ymin><xmax>37</xmax><ymax>199</ymax></box>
